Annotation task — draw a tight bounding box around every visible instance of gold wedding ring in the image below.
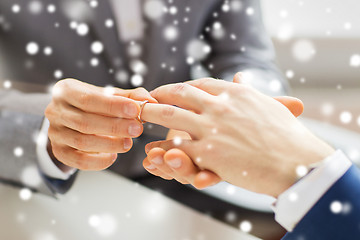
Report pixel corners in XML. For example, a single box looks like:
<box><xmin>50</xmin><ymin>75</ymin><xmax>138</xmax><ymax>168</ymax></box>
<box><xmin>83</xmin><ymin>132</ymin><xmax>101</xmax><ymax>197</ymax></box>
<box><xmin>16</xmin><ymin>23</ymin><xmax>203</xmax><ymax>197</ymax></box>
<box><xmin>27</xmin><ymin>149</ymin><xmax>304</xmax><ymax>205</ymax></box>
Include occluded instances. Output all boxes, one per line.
<box><xmin>137</xmin><ymin>100</ymin><xmax>149</xmax><ymax>124</ymax></box>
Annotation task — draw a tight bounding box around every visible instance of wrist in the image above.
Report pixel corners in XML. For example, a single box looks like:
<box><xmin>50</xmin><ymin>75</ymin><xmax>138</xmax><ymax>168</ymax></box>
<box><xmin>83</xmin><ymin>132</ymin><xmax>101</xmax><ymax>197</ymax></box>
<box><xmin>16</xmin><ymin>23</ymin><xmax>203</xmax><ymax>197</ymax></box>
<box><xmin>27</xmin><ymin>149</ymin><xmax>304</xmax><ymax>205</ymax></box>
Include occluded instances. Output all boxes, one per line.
<box><xmin>273</xmin><ymin>134</ymin><xmax>335</xmax><ymax>198</ymax></box>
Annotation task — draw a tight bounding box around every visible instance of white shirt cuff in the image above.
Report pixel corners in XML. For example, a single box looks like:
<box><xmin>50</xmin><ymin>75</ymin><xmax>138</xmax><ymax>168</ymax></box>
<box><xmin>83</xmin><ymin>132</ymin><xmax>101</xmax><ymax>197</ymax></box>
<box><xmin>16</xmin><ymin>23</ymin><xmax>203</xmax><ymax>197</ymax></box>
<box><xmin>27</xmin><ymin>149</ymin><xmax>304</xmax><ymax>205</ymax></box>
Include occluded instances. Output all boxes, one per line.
<box><xmin>36</xmin><ymin>118</ymin><xmax>76</xmax><ymax>180</ymax></box>
<box><xmin>272</xmin><ymin>150</ymin><xmax>352</xmax><ymax>232</ymax></box>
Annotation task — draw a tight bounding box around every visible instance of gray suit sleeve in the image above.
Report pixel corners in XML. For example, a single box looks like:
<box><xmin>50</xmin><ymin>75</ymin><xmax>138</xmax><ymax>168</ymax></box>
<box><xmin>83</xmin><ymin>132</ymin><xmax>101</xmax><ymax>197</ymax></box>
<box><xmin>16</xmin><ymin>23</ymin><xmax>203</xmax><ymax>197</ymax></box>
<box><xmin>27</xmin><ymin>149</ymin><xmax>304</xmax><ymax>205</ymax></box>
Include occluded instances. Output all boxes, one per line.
<box><xmin>204</xmin><ymin>0</ymin><xmax>289</xmax><ymax>96</ymax></box>
<box><xmin>0</xmin><ymin>88</ymin><xmax>56</xmax><ymax>196</ymax></box>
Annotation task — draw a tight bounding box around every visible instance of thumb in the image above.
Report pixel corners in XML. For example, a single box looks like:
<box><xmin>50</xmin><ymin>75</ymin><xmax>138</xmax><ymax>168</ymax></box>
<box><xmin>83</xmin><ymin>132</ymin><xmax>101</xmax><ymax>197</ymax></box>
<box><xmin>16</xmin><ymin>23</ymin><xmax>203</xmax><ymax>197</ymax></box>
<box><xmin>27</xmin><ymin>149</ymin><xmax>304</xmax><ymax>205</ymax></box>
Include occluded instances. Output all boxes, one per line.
<box><xmin>274</xmin><ymin>96</ymin><xmax>304</xmax><ymax>117</ymax></box>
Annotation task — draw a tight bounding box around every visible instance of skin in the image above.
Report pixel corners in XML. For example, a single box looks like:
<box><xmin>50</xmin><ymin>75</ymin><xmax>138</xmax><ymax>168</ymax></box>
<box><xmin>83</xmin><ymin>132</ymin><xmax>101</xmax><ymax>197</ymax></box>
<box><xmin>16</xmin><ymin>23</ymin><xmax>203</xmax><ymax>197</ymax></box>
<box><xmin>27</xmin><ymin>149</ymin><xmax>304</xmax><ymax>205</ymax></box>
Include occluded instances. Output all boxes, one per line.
<box><xmin>45</xmin><ymin>79</ymin><xmax>157</xmax><ymax>171</ymax></box>
<box><xmin>140</xmin><ymin>74</ymin><xmax>335</xmax><ymax>198</ymax></box>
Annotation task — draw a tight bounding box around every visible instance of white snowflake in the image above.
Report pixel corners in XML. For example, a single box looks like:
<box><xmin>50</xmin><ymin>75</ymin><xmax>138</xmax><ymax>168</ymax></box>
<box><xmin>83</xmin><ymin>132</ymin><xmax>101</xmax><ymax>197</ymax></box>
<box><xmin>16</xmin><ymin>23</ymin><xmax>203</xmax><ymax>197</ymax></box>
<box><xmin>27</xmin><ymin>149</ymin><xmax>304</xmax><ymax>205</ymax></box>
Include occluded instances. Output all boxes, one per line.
<box><xmin>296</xmin><ymin>165</ymin><xmax>308</xmax><ymax>178</ymax></box>
<box><xmin>54</xmin><ymin>69</ymin><xmax>63</xmax><ymax>79</ymax></box>
<box><xmin>246</xmin><ymin>7</ymin><xmax>254</xmax><ymax>16</ymax></box>
<box><xmin>349</xmin><ymin>54</ymin><xmax>360</xmax><ymax>68</ymax></box>
<box><xmin>226</xmin><ymin>185</ymin><xmax>236</xmax><ymax>195</ymax></box>
<box><xmin>105</xmin><ymin>19</ymin><xmax>114</xmax><ymax>28</ymax></box>
<box><xmin>103</xmin><ymin>86</ymin><xmax>115</xmax><ymax>96</ymax></box>
<box><xmin>90</xmin><ymin>57</ymin><xmax>99</xmax><ymax>67</ymax></box>
<box><xmin>173</xmin><ymin>137</ymin><xmax>182</xmax><ymax>146</ymax></box>
<box><xmin>12</xmin><ymin>4</ymin><xmax>21</xmax><ymax>14</ymax></box>
<box><xmin>20</xmin><ymin>166</ymin><xmax>42</xmax><ymax>188</ymax></box>
<box><xmin>286</xmin><ymin>70</ymin><xmax>294</xmax><ymax>79</ymax></box>
<box><xmin>292</xmin><ymin>39</ymin><xmax>316</xmax><ymax>62</ymax></box>
<box><xmin>47</xmin><ymin>4</ymin><xmax>56</xmax><ymax>13</ymax></box>
<box><xmin>344</xmin><ymin>22</ymin><xmax>352</xmax><ymax>30</ymax></box>
<box><xmin>225</xmin><ymin>211</ymin><xmax>237</xmax><ymax>223</ymax></box>
<box><xmin>269</xmin><ymin>79</ymin><xmax>282</xmax><ymax>92</ymax></box>
<box><xmin>222</xmin><ymin>4</ymin><xmax>230</xmax><ymax>12</ymax></box>
<box><xmin>19</xmin><ymin>188</ymin><xmax>32</xmax><ymax>201</ymax></box>
<box><xmin>28</xmin><ymin>1</ymin><xmax>43</xmax><ymax>15</ymax></box>
<box><xmin>330</xmin><ymin>201</ymin><xmax>343</xmax><ymax>214</ymax></box>
<box><xmin>14</xmin><ymin>147</ymin><xmax>24</xmax><ymax>157</ymax></box>
<box><xmin>288</xmin><ymin>192</ymin><xmax>298</xmax><ymax>202</ymax></box>
<box><xmin>115</xmin><ymin>70</ymin><xmax>129</xmax><ymax>84</ymax></box>
<box><xmin>69</xmin><ymin>21</ymin><xmax>78</xmax><ymax>29</ymax></box>
<box><xmin>169</xmin><ymin>6</ymin><xmax>178</xmax><ymax>15</ymax></box>
<box><xmin>26</xmin><ymin>42</ymin><xmax>39</xmax><ymax>55</ymax></box>
<box><xmin>3</xmin><ymin>80</ymin><xmax>12</xmax><ymax>89</ymax></box>
<box><xmin>163</xmin><ymin>25</ymin><xmax>179</xmax><ymax>41</ymax></box>
<box><xmin>43</xmin><ymin>46</ymin><xmax>53</xmax><ymax>56</ymax></box>
<box><xmin>76</xmin><ymin>23</ymin><xmax>88</xmax><ymax>35</ymax></box>
<box><xmin>186</xmin><ymin>39</ymin><xmax>211</xmax><ymax>61</ymax></box>
<box><xmin>277</xmin><ymin>23</ymin><xmax>294</xmax><ymax>41</ymax></box>
<box><xmin>340</xmin><ymin>111</ymin><xmax>352</xmax><ymax>124</ymax></box>
<box><xmin>143</xmin><ymin>0</ymin><xmax>164</xmax><ymax>20</ymax></box>
<box><xmin>239</xmin><ymin>220</ymin><xmax>252</xmax><ymax>233</ymax></box>
<box><xmin>321</xmin><ymin>103</ymin><xmax>334</xmax><ymax>116</ymax></box>
<box><xmin>230</xmin><ymin>0</ymin><xmax>242</xmax><ymax>12</ymax></box>
<box><xmin>89</xmin><ymin>0</ymin><xmax>98</xmax><ymax>8</ymax></box>
<box><xmin>91</xmin><ymin>41</ymin><xmax>104</xmax><ymax>54</ymax></box>
<box><xmin>211</xmin><ymin>21</ymin><xmax>225</xmax><ymax>39</ymax></box>
<box><xmin>131</xmin><ymin>74</ymin><xmax>143</xmax><ymax>87</ymax></box>
<box><xmin>130</xmin><ymin>60</ymin><xmax>147</xmax><ymax>75</ymax></box>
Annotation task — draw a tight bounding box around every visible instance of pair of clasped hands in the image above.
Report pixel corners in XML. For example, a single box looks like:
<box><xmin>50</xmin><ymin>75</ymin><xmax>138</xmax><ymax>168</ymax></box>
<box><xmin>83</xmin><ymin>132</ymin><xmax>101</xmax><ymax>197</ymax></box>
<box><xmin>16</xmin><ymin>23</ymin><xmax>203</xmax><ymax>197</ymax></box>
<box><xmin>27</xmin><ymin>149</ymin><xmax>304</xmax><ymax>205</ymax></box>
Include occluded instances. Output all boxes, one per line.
<box><xmin>46</xmin><ymin>73</ymin><xmax>334</xmax><ymax>198</ymax></box>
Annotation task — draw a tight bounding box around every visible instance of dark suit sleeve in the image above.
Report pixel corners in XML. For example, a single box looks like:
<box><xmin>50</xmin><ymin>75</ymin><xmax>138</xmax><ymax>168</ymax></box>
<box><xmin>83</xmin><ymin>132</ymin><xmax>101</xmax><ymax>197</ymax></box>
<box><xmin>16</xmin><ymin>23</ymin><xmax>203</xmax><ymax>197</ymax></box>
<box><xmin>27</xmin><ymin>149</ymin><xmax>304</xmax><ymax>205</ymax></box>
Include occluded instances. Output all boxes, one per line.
<box><xmin>204</xmin><ymin>0</ymin><xmax>289</xmax><ymax>96</ymax></box>
<box><xmin>282</xmin><ymin>165</ymin><xmax>360</xmax><ymax>240</ymax></box>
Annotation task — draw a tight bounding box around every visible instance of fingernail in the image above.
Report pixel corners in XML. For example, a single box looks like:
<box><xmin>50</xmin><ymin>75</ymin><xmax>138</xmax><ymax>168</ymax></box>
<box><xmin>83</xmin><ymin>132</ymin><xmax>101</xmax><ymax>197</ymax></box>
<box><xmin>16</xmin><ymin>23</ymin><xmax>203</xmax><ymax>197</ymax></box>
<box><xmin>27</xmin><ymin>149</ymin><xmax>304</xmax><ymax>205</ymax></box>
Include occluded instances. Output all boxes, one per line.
<box><xmin>146</xmin><ymin>164</ymin><xmax>156</xmax><ymax>170</ymax></box>
<box><xmin>124</xmin><ymin>138</ymin><xmax>132</xmax><ymax>150</ymax></box>
<box><xmin>145</xmin><ymin>144</ymin><xmax>152</xmax><ymax>153</ymax></box>
<box><xmin>124</xmin><ymin>103</ymin><xmax>138</xmax><ymax>117</ymax></box>
<box><xmin>128</xmin><ymin>124</ymin><xmax>141</xmax><ymax>137</ymax></box>
<box><xmin>167</xmin><ymin>158</ymin><xmax>182</xmax><ymax>168</ymax></box>
<box><xmin>151</xmin><ymin>156</ymin><xmax>163</xmax><ymax>165</ymax></box>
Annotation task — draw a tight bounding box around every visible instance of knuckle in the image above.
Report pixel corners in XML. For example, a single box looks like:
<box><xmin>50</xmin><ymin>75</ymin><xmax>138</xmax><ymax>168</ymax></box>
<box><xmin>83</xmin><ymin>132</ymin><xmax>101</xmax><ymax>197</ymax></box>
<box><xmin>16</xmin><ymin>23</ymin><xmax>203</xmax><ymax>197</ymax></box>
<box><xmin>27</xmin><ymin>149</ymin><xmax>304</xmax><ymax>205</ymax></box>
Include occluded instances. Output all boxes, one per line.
<box><xmin>78</xmin><ymin>91</ymin><xmax>91</xmax><ymax>108</ymax></box>
<box><xmin>111</xmin><ymin>122</ymin><xmax>122</xmax><ymax>136</ymax></box>
<box><xmin>106</xmin><ymin>97</ymin><xmax>117</xmax><ymax>115</ymax></box>
<box><xmin>160</xmin><ymin>105</ymin><xmax>175</xmax><ymax>120</ymax></box>
<box><xmin>171</xmin><ymin>83</ymin><xmax>187</xmax><ymax>97</ymax></box>
<box><xmin>74</xmin><ymin>117</ymin><xmax>89</xmax><ymax>133</ymax></box>
<box><xmin>73</xmin><ymin>135</ymin><xmax>87</xmax><ymax>150</ymax></box>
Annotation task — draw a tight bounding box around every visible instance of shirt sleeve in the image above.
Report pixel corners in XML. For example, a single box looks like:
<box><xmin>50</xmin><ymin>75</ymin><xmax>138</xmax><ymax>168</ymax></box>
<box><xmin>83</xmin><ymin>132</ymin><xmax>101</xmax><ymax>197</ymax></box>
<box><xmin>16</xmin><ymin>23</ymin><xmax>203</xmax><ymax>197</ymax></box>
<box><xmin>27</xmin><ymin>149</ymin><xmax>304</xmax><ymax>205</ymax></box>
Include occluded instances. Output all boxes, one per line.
<box><xmin>36</xmin><ymin>118</ymin><xmax>77</xmax><ymax>180</ymax></box>
<box><xmin>272</xmin><ymin>150</ymin><xmax>352</xmax><ymax>232</ymax></box>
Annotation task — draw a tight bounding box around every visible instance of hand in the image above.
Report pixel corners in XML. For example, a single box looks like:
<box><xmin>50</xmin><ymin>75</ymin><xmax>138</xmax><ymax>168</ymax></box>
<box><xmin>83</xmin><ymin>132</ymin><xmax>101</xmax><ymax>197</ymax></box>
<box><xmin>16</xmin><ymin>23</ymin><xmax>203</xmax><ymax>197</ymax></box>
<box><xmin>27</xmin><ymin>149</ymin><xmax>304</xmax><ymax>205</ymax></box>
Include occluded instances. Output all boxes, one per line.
<box><xmin>140</xmin><ymin>75</ymin><xmax>335</xmax><ymax>197</ymax></box>
<box><xmin>143</xmin><ymin>128</ymin><xmax>222</xmax><ymax>188</ymax></box>
<box><xmin>45</xmin><ymin>79</ymin><xmax>157</xmax><ymax>171</ymax></box>
<box><xmin>142</xmin><ymin>73</ymin><xmax>303</xmax><ymax>189</ymax></box>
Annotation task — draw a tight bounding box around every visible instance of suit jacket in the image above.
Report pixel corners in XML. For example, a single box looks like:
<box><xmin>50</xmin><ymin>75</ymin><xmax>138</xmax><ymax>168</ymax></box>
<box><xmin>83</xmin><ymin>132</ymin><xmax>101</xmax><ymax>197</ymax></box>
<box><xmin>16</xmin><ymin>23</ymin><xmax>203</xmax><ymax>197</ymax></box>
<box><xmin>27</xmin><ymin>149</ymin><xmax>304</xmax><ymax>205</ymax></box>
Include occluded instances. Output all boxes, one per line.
<box><xmin>282</xmin><ymin>164</ymin><xmax>360</xmax><ymax>240</ymax></box>
<box><xmin>0</xmin><ymin>0</ymin><xmax>286</xmax><ymax>195</ymax></box>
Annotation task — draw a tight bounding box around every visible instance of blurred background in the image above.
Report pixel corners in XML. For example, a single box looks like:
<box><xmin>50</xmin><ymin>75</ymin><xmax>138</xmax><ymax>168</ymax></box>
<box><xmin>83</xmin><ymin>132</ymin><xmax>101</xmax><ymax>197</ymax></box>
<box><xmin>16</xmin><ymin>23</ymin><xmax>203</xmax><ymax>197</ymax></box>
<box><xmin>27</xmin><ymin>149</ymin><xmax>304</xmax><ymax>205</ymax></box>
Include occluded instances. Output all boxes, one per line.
<box><xmin>1</xmin><ymin>1</ymin><xmax>359</xmax><ymax>240</ymax></box>
<box><xmin>262</xmin><ymin>0</ymin><xmax>360</xmax><ymax>135</ymax></box>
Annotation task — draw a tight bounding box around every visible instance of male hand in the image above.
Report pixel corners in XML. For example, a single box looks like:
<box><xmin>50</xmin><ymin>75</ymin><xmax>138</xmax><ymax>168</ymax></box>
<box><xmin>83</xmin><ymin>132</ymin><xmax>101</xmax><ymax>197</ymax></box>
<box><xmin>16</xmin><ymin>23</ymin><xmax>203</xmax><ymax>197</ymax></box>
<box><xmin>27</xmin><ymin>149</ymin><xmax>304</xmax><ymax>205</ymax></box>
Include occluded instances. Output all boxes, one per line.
<box><xmin>137</xmin><ymin>74</ymin><xmax>334</xmax><ymax>197</ymax></box>
<box><xmin>142</xmin><ymin>73</ymin><xmax>304</xmax><ymax>190</ymax></box>
<box><xmin>45</xmin><ymin>79</ymin><xmax>157</xmax><ymax>171</ymax></box>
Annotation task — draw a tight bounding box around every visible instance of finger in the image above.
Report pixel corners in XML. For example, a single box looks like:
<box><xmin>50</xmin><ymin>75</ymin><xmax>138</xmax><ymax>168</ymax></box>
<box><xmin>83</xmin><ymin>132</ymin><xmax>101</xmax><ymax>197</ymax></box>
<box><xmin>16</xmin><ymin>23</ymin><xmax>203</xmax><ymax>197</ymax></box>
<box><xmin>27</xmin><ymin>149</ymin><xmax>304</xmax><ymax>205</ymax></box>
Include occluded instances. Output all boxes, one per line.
<box><xmin>147</xmin><ymin>148</ymin><xmax>176</xmax><ymax>175</ymax></box>
<box><xmin>142</xmin><ymin>157</ymin><xmax>174</xmax><ymax>180</ymax></box>
<box><xmin>274</xmin><ymin>96</ymin><xmax>304</xmax><ymax>117</ymax></box>
<box><xmin>54</xmin><ymin>79</ymin><xmax>140</xmax><ymax>118</ymax></box>
<box><xmin>49</xmin><ymin>126</ymin><xmax>133</xmax><ymax>153</ymax></box>
<box><xmin>122</xmin><ymin>87</ymin><xmax>158</xmax><ymax>103</ymax></box>
<box><xmin>185</xmin><ymin>78</ymin><xmax>235</xmax><ymax>96</ymax></box>
<box><xmin>141</xmin><ymin>103</ymin><xmax>203</xmax><ymax>138</ymax></box>
<box><xmin>163</xmin><ymin>148</ymin><xmax>201</xmax><ymax>184</ymax></box>
<box><xmin>233</xmin><ymin>72</ymin><xmax>243</xmax><ymax>84</ymax></box>
<box><xmin>51</xmin><ymin>144</ymin><xmax>118</xmax><ymax>171</ymax></box>
<box><xmin>56</xmin><ymin>104</ymin><xmax>143</xmax><ymax>137</ymax></box>
<box><xmin>150</xmin><ymin>83</ymin><xmax>214</xmax><ymax>113</ymax></box>
<box><xmin>193</xmin><ymin>170</ymin><xmax>222</xmax><ymax>189</ymax></box>
<box><xmin>145</xmin><ymin>139</ymin><xmax>197</xmax><ymax>158</ymax></box>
